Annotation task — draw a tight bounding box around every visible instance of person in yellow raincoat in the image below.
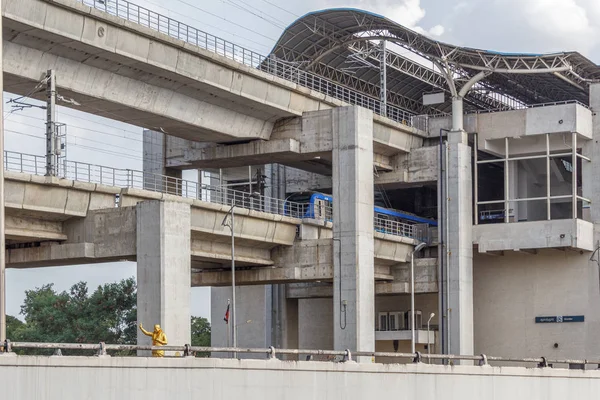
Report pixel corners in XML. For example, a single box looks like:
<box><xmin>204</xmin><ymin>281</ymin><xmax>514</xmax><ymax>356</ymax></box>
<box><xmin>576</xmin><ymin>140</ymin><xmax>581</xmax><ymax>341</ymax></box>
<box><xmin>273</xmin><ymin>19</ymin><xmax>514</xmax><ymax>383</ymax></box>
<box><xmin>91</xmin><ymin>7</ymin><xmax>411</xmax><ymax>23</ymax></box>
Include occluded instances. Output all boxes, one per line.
<box><xmin>139</xmin><ymin>323</ymin><xmax>168</xmax><ymax>357</ymax></box>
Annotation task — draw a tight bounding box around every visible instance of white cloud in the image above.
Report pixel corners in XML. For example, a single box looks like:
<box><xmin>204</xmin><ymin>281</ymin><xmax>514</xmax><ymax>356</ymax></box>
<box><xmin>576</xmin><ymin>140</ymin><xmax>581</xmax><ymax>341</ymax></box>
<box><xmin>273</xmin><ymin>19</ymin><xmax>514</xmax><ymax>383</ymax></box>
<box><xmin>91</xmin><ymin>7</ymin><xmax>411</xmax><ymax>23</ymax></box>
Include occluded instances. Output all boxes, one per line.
<box><xmin>324</xmin><ymin>0</ymin><xmax>444</xmax><ymax>38</ymax></box>
<box><xmin>441</xmin><ymin>0</ymin><xmax>600</xmax><ymax>59</ymax></box>
<box><xmin>515</xmin><ymin>0</ymin><xmax>597</xmax><ymax>53</ymax></box>
<box><xmin>428</xmin><ymin>24</ymin><xmax>444</xmax><ymax>37</ymax></box>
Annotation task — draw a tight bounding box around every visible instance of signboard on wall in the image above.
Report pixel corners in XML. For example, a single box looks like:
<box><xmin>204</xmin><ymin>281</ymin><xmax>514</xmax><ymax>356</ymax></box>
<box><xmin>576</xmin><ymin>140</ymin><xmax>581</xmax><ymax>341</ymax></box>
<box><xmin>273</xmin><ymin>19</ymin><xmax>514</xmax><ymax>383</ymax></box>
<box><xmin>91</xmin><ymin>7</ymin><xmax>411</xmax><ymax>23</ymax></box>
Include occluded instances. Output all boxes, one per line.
<box><xmin>423</xmin><ymin>92</ymin><xmax>445</xmax><ymax>105</ymax></box>
<box><xmin>535</xmin><ymin>315</ymin><xmax>584</xmax><ymax>323</ymax></box>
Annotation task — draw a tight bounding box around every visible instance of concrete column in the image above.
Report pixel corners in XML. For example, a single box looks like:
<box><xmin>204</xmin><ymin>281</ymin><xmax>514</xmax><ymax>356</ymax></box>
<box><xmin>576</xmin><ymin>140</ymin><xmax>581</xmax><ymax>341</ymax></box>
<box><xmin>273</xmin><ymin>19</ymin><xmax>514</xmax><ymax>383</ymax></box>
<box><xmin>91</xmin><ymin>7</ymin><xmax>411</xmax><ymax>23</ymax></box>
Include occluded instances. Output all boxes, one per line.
<box><xmin>0</xmin><ymin>2</ymin><xmax>5</xmax><ymax>343</ymax></box>
<box><xmin>136</xmin><ymin>201</ymin><xmax>191</xmax><ymax>354</ymax></box>
<box><xmin>143</xmin><ymin>130</ymin><xmax>182</xmax><ymax>193</ymax></box>
<box><xmin>332</xmin><ymin>106</ymin><xmax>375</xmax><ymax>361</ymax></box>
<box><xmin>585</xmin><ymin>84</ymin><xmax>600</xmax><ymax>223</ymax></box>
<box><xmin>447</xmin><ymin>130</ymin><xmax>474</xmax><ymax>357</ymax></box>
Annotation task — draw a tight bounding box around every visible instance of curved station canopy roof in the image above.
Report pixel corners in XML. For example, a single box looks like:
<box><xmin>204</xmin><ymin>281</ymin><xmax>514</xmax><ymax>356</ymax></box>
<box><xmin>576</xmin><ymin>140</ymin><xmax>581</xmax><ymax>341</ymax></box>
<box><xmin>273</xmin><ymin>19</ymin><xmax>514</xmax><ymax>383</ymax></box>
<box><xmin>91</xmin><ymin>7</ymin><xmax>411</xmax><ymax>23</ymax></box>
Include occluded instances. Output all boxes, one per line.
<box><xmin>268</xmin><ymin>8</ymin><xmax>600</xmax><ymax>115</ymax></box>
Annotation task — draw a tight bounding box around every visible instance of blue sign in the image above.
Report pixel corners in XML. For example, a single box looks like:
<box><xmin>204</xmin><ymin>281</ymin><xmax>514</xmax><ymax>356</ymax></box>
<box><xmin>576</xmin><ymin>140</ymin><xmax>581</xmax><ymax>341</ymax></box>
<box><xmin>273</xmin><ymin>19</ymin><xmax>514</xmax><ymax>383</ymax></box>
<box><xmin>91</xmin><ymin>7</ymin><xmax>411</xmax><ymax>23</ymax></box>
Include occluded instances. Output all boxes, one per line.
<box><xmin>535</xmin><ymin>315</ymin><xmax>584</xmax><ymax>324</ymax></box>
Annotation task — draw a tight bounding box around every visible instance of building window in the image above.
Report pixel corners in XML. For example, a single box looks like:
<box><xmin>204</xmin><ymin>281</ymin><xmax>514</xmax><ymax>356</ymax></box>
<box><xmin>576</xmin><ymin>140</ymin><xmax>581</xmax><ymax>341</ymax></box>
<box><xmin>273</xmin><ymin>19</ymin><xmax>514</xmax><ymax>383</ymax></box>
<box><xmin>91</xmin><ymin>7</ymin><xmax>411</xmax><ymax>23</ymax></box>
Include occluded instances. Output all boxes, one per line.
<box><xmin>474</xmin><ymin>132</ymin><xmax>590</xmax><ymax>224</ymax></box>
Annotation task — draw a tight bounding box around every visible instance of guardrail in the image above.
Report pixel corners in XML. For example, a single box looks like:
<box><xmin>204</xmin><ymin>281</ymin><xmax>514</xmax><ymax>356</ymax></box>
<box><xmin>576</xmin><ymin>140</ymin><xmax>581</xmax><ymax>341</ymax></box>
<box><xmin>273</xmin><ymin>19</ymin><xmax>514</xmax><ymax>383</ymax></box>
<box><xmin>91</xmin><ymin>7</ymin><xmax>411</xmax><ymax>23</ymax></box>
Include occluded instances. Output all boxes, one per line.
<box><xmin>3</xmin><ymin>151</ymin><xmax>421</xmax><ymax>240</ymax></box>
<box><xmin>1</xmin><ymin>341</ymin><xmax>596</xmax><ymax>368</ymax></box>
<box><xmin>3</xmin><ymin>151</ymin><xmax>306</xmax><ymax>219</ymax></box>
<box><xmin>75</xmin><ymin>0</ymin><xmax>426</xmax><ymax>131</ymax></box>
<box><xmin>374</xmin><ymin>216</ymin><xmax>415</xmax><ymax>239</ymax></box>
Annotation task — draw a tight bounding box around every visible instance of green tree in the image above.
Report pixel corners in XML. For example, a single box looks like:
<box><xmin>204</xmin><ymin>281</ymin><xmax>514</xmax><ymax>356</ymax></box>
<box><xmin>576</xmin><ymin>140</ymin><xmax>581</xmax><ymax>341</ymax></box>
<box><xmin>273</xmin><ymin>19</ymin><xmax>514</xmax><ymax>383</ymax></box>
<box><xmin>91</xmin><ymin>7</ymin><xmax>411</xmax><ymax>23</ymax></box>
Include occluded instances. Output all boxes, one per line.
<box><xmin>6</xmin><ymin>315</ymin><xmax>25</xmax><ymax>340</ymax></box>
<box><xmin>10</xmin><ymin>278</ymin><xmax>137</xmax><ymax>354</ymax></box>
<box><xmin>191</xmin><ymin>316</ymin><xmax>211</xmax><ymax>357</ymax></box>
<box><xmin>7</xmin><ymin>278</ymin><xmax>211</xmax><ymax>357</ymax></box>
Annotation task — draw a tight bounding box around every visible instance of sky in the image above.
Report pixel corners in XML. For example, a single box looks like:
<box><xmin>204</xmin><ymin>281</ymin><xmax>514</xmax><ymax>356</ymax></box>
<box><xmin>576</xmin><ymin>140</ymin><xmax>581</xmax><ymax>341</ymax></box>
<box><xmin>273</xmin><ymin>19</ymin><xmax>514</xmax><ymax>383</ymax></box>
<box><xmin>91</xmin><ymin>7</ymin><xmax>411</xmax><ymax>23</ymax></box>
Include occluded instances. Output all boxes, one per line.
<box><xmin>5</xmin><ymin>0</ymin><xmax>600</xmax><ymax>323</ymax></box>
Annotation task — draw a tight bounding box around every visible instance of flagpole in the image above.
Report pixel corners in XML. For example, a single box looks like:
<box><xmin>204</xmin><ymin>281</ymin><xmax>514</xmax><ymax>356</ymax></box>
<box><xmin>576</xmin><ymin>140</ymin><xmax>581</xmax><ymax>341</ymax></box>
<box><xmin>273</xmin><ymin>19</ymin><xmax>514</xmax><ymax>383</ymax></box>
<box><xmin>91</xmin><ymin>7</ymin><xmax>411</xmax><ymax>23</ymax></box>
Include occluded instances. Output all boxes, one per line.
<box><xmin>227</xmin><ymin>299</ymin><xmax>231</xmax><ymax>358</ymax></box>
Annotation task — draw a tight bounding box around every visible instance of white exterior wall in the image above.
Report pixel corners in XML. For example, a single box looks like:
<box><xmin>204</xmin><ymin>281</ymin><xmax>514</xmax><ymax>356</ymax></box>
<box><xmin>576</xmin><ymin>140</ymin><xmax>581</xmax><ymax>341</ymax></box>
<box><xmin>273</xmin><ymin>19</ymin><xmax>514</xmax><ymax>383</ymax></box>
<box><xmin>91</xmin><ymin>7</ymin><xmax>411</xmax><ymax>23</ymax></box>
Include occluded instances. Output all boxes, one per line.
<box><xmin>473</xmin><ymin>250</ymin><xmax>600</xmax><ymax>360</ymax></box>
<box><xmin>3</xmin><ymin>356</ymin><xmax>600</xmax><ymax>400</ymax></box>
<box><xmin>298</xmin><ymin>298</ymin><xmax>333</xmax><ymax>353</ymax></box>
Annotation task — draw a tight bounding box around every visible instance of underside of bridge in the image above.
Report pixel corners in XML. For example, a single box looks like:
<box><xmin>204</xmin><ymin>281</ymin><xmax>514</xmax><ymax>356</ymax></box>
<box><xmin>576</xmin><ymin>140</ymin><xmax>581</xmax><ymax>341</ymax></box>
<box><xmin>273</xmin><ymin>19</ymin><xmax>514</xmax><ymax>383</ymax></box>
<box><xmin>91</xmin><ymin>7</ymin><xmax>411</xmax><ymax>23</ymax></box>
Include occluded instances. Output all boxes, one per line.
<box><xmin>3</xmin><ymin>0</ymin><xmax>600</xmax><ymax>366</ymax></box>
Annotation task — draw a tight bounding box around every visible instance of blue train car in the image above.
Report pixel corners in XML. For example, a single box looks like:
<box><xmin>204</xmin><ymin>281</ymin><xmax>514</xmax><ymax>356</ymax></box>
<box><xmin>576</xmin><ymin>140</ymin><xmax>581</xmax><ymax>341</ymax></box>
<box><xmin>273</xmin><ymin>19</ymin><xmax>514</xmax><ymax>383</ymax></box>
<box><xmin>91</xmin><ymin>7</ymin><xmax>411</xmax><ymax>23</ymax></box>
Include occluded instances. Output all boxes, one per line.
<box><xmin>285</xmin><ymin>191</ymin><xmax>333</xmax><ymax>220</ymax></box>
<box><xmin>284</xmin><ymin>191</ymin><xmax>437</xmax><ymax>227</ymax></box>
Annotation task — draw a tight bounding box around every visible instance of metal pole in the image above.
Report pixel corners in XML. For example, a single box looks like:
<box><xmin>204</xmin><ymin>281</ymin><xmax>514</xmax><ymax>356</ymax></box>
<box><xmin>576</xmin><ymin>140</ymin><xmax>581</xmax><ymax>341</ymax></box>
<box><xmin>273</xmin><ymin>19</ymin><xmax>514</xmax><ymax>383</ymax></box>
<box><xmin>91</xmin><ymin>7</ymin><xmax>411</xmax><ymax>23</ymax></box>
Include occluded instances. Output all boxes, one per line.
<box><xmin>379</xmin><ymin>40</ymin><xmax>387</xmax><ymax>117</ymax></box>
<box><xmin>45</xmin><ymin>69</ymin><xmax>56</xmax><ymax>176</ymax></box>
<box><xmin>427</xmin><ymin>319</ymin><xmax>431</xmax><ymax>363</ymax></box>
<box><xmin>231</xmin><ymin>200</ymin><xmax>237</xmax><ymax>357</ymax></box>
<box><xmin>504</xmin><ymin>137</ymin><xmax>509</xmax><ymax>223</ymax></box>
<box><xmin>572</xmin><ymin>132</ymin><xmax>578</xmax><ymax>220</ymax></box>
<box><xmin>546</xmin><ymin>134</ymin><xmax>551</xmax><ymax>220</ymax></box>
<box><xmin>0</xmin><ymin>2</ymin><xmax>5</xmax><ymax>343</ymax></box>
<box><xmin>474</xmin><ymin>133</ymin><xmax>479</xmax><ymax>225</ymax></box>
<box><xmin>427</xmin><ymin>312</ymin><xmax>434</xmax><ymax>364</ymax></box>
<box><xmin>411</xmin><ymin>251</ymin><xmax>416</xmax><ymax>354</ymax></box>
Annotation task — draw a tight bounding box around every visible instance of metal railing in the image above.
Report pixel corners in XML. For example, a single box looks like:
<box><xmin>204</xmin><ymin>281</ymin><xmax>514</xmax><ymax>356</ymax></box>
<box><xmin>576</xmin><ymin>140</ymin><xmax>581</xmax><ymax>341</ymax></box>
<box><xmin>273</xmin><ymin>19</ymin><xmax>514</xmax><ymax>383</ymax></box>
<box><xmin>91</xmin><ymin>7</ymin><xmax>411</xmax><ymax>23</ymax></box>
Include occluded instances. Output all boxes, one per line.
<box><xmin>75</xmin><ymin>0</ymin><xmax>426</xmax><ymax>131</ymax></box>
<box><xmin>2</xmin><ymin>341</ymin><xmax>597</xmax><ymax>368</ymax></box>
<box><xmin>374</xmin><ymin>216</ymin><xmax>415</xmax><ymax>238</ymax></box>
<box><xmin>3</xmin><ymin>151</ymin><xmax>305</xmax><ymax>219</ymax></box>
<box><xmin>4</xmin><ymin>151</ymin><xmax>424</xmax><ymax>240</ymax></box>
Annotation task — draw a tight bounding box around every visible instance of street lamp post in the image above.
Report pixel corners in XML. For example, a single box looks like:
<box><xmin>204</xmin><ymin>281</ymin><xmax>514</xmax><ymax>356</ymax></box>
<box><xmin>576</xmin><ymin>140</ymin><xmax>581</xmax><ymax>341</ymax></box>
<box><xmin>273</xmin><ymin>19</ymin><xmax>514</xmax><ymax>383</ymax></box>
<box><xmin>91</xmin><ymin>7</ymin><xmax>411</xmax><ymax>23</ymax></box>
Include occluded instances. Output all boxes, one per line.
<box><xmin>427</xmin><ymin>312</ymin><xmax>435</xmax><ymax>363</ymax></box>
<box><xmin>221</xmin><ymin>192</ymin><xmax>260</xmax><ymax>357</ymax></box>
<box><xmin>411</xmin><ymin>242</ymin><xmax>427</xmax><ymax>354</ymax></box>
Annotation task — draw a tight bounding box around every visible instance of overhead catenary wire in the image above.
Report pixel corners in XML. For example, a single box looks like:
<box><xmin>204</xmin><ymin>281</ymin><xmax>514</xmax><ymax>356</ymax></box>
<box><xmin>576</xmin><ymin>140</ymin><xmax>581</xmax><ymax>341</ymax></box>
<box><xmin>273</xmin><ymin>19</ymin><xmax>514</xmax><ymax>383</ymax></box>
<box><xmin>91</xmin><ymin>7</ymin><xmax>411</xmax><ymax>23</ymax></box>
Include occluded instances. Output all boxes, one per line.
<box><xmin>11</xmin><ymin>112</ymin><xmax>146</xmax><ymax>145</ymax></box>
<box><xmin>9</xmin><ymin>119</ymin><xmax>141</xmax><ymax>156</ymax></box>
<box><xmin>4</xmin><ymin>128</ymin><xmax>151</xmax><ymax>164</ymax></box>
<box><xmin>168</xmin><ymin>0</ymin><xmax>276</xmax><ymax>42</ymax></box>
<box><xmin>258</xmin><ymin>0</ymin><xmax>300</xmax><ymax>18</ymax></box>
<box><xmin>222</xmin><ymin>0</ymin><xmax>287</xmax><ymax>30</ymax></box>
<box><xmin>141</xmin><ymin>0</ymin><xmax>271</xmax><ymax>53</ymax></box>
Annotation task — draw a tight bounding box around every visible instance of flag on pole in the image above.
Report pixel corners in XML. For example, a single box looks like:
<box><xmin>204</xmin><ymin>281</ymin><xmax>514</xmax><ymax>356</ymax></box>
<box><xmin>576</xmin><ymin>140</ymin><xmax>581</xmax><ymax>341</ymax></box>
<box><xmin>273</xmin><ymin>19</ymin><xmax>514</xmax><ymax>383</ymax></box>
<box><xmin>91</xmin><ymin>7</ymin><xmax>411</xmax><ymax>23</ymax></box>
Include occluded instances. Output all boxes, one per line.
<box><xmin>224</xmin><ymin>303</ymin><xmax>230</xmax><ymax>324</ymax></box>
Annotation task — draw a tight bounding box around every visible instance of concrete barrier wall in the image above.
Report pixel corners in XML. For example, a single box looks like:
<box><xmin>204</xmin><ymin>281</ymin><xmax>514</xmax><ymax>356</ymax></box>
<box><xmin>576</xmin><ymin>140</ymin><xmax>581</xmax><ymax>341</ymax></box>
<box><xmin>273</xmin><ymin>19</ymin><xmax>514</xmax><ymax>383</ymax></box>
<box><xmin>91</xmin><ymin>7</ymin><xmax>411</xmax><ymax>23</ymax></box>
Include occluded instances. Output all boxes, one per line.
<box><xmin>1</xmin><ymin>355</ymin><xmax>600</xmax><ymax>400</ymax></box>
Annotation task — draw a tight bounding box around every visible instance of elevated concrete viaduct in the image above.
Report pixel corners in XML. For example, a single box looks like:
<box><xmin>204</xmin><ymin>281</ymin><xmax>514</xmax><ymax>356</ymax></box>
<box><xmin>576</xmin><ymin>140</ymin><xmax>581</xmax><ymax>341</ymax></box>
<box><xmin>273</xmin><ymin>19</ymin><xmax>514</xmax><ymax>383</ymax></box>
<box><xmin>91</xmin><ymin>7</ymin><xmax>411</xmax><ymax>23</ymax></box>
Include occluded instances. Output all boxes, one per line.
<box><xmin>2</xmin><ymin>0</ymin><xmax>424</xmax><ymax>167</ymax></box>
<box><xmin>2</xmin><ymin>168</ymin><xmax>430</xmax><ymax>349</ymax></box>
<box><xmin>0</xmin><ymin>0</ymin><xmax>435</xmax><ymax>360</ymax></box>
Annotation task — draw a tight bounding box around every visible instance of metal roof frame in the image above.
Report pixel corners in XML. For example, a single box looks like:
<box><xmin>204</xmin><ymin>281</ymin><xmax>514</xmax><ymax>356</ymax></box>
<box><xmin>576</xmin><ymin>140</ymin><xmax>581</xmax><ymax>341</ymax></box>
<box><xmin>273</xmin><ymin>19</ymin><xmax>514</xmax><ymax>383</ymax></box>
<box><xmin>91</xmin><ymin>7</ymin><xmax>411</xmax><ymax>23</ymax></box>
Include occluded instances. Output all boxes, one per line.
<box><xmin>269</xmin><ymin>8</ymin><xmax>600</xmax><ymax>114</ymax></box>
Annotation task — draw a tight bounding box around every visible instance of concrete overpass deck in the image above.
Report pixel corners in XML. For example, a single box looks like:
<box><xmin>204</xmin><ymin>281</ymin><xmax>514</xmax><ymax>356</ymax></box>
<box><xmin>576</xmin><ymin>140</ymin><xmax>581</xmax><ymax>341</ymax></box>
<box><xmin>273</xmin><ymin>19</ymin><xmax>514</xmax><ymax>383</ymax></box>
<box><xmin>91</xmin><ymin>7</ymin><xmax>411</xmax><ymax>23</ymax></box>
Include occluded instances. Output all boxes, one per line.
<box><xmin>2</xmin><ymin>0</ymin><xmax>425</xmax><ymax>161</ymax></box>
<box><xmin>3</xmin><ymin>151</ymin><xmax>426</xmax><ymax>291</ymax></box>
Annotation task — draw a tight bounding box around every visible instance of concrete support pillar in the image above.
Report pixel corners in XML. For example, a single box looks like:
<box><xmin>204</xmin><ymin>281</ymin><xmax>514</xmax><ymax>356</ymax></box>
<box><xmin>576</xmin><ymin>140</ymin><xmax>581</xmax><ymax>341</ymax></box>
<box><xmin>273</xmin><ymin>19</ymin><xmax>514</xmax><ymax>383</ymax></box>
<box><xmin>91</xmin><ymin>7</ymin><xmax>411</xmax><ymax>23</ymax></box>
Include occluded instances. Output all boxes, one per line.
<box><xmin>136</xmin><ymin>201</ymin><xmax>191</xmax><ymax>354</ymax></box>
<box><xmin>332</xmin><ymin>106</ymin><xmax>375</xmax><ymax>361</ymax></box>
<box><xmin>585</xmin><ymin>84</ymin><xmax>600</xmax><ymax>223</ymax></box>
<box><xmin>143</xmin><ymin>130</ymin><xmax>183</xmax><ymax>194</ymax></box>
<box><xmin>446</xmin><ymin>130</ymin><xmax>474</xmax><ymax>357</ymax></box>
<box><xmin>0</xmin><ymin>2</ymin><xmax>5</xmax><ymax>343</ymax></box>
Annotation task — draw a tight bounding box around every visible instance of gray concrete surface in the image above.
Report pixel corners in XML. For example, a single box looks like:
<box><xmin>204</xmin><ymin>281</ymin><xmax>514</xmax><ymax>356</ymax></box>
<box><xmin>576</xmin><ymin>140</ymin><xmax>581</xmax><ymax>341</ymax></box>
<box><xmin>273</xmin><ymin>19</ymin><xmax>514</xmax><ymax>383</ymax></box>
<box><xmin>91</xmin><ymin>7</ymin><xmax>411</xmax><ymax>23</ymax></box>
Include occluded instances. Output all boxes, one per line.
<box><xmin>331</xmin><ymin>106</ymin><xmax>375</xmax><ymax>360</ymax></box>
<box><xmin>2</xmin><ymin>355</ymin><xmax>600</xmax><ymax>400</ymax></box>
<box><xmin>136</xmin><ymin>201</ymin><xmax>191</xmax><ymax>352</ymax></box>
<box><xmin>446</xmin><ymin>130</ymin><xmax>474</xmax><ymax>358</ymax></box>
<box><xmin>3</xmin><ymin>0</ymin><xmax>425</xmax><ymax>147</ymax></box>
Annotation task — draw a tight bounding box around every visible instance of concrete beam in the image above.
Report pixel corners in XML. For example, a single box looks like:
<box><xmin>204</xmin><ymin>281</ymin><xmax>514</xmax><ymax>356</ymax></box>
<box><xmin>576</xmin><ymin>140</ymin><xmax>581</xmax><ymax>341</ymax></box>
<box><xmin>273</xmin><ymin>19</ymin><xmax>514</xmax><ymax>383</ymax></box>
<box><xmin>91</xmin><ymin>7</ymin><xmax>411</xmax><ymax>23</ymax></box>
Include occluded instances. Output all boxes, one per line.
<box><xmin>191</xmin><ymin>264</ymin><xmax>394</xmax><ymax>287</ymax></box>
<box><xmin>286</xmin><ymin>280</ymin><xmax>438</xmax><ymax>299</ymax></box>
<box><xmin>168</xmin><ymin>138</ymin><xmax>306</xmax><ymax>169</ymax></box>
<box><xmin>165</xmin><ymin>111</ymin><xmax>421</xmax><ymax>172</ymax></box>
<box><xmin>191</xmin><ymin>239</ymin><xmax>273</xmax><ymax>267</ymax></box>
<box><xmin>5</xmin><ymin>172</ymin><xmax>117</xmax><ymax>219</ymax></box>
<box><xmin>3</xmin><ymin>41</ymin><xmax>272</xmax><ymax>142</ymax></box>
<box><xmin>286</xmin><ymin>258</ymin><xmax>438</xmax><ymax>298</ymax></box>
<box><xmin>5</xmin><ymin>215</ymin><xmax>66</xmax><ymax>242</ymax></box>
<box><xmin>5</xmin><ymin>242</ymin><xmax>133</xmax><ymax>268</ymax></box>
